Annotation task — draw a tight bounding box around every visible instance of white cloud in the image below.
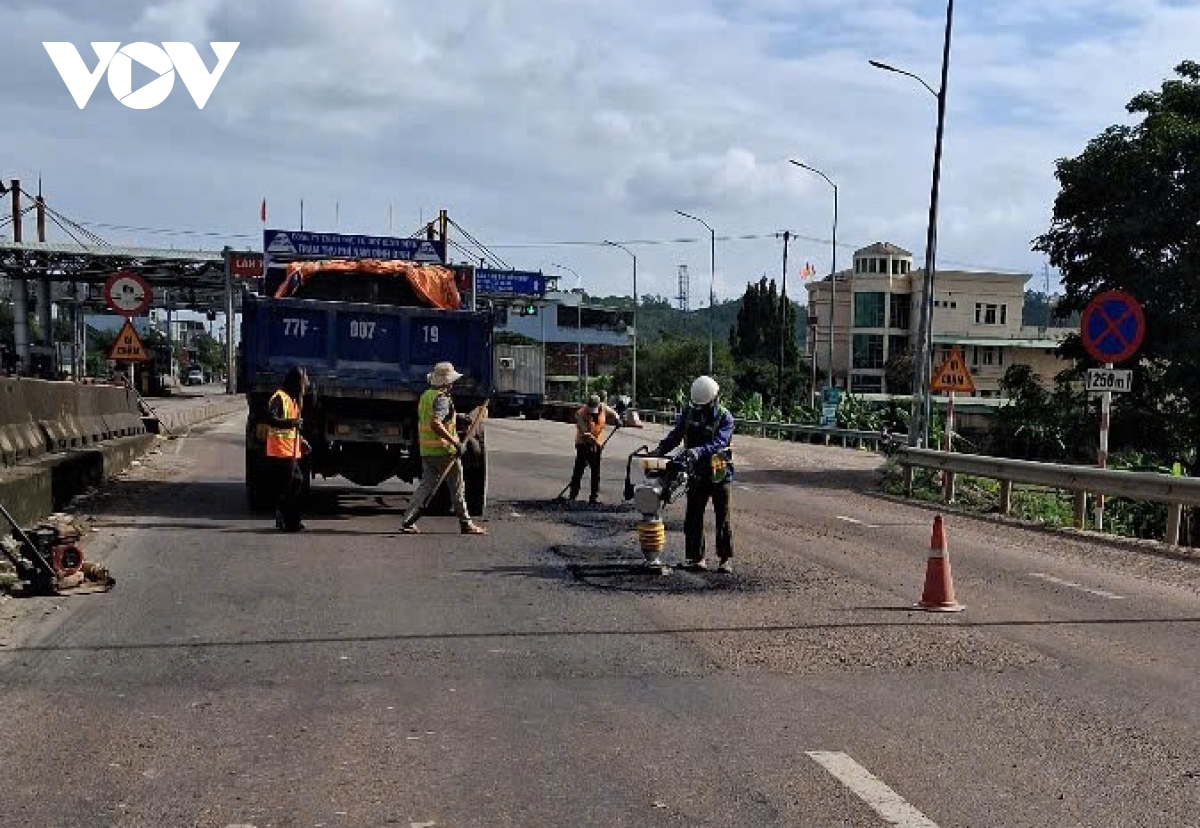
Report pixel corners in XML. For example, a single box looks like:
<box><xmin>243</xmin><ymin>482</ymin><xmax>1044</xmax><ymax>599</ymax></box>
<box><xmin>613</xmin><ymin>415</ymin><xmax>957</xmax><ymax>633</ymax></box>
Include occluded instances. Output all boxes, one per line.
<box><xmin>5</xmin><ymin>0</ymin><xmax>1200</xmax><ymax>302</ymax></box>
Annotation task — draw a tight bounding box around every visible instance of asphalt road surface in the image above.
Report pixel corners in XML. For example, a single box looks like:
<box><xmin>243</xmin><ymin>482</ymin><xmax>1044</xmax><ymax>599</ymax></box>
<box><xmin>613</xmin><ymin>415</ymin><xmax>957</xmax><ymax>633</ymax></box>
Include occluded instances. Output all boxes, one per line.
<box><xmin>1</xmin><ymin>409</ymin><xmax>1197</xmax><ymax>827</ymax></box>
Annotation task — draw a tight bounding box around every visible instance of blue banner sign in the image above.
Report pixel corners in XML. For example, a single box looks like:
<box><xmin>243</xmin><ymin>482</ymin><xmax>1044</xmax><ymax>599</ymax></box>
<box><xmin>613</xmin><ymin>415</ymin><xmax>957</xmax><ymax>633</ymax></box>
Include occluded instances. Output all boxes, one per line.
<box><xmin>263</xmin><ymin>229</ymin><xmax>445</xmax><ymax>264</ymax></box>
<box><xmin>474</xmin><ymin>268</ymin><xmax>546</xmax><ymax>296</ymax></box>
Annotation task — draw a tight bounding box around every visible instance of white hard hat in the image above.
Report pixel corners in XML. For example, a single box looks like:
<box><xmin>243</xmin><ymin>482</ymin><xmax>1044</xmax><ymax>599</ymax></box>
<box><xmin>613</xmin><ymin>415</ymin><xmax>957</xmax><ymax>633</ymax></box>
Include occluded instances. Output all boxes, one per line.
<box><xmin>690</xmin><ymin>375</ymin><xmax>719</xmax><ymax>405</ymax></box>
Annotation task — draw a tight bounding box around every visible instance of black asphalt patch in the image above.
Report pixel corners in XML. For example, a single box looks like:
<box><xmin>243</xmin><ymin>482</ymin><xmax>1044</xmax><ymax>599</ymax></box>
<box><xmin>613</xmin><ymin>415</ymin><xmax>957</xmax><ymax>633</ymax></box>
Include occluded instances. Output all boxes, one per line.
<box><xmin>551</xmin><ymin>544</ymin><xmax>768</xmax><ymax>594</ymax></box>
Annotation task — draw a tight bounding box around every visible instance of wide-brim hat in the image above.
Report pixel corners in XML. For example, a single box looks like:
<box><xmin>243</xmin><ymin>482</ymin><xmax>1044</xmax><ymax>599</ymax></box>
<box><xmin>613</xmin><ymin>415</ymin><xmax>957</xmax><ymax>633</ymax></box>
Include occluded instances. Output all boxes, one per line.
<box><xmin>428</xmin><ymin>362</ymin><xmax>463</xmax><ymax>387</ymax></box>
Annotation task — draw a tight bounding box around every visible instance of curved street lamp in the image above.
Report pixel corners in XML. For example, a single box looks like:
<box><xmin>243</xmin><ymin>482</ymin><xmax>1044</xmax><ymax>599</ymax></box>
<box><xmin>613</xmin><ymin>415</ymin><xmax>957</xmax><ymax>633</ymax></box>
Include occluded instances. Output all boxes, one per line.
<box><xmin>871</xmin><ymin>0</ymin><xmax>955</xmax><ymax>448</ymax></box>
<box><xmin>603</xmin><ymin>240</ymin><xmax>637</xmax><ymax>405</ymax></box>
<box><xmin>674</xmin><ymin>210</ymin><xmax>716</xmax><ymax>374</ymax></box>
<box><xmin>788</xmin><ymin>161</ymin><xmax>838</xmax><ymax>394</ymax></box>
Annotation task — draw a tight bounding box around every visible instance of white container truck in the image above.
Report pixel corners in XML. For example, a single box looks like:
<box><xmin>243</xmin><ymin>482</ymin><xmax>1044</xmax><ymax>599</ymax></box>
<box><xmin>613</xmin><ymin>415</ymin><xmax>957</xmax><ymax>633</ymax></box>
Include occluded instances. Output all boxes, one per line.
<box><xmin>492</xmin><ymin>343</ymin><xmax>544</xmax><ymax>419</ymax></box>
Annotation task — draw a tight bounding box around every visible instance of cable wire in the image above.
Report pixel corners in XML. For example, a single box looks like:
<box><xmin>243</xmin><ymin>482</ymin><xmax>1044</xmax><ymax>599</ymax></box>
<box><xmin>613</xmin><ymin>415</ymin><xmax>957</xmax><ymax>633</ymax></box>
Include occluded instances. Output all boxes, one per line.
<box><xmin>54</xmin><ymin>212</ymin><xmax>1033</xmax><ymax>275</ymax></box>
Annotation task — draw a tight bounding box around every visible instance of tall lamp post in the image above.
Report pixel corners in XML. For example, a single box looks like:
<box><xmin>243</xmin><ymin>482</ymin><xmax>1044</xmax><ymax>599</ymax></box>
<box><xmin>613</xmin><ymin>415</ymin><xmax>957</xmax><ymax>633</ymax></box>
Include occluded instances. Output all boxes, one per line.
<box><xmin>550</xmin><ymin>262</ymin><xmax>584</xmax><ymax>399</ymax></box>
<box><xmin>674</xmin><ymin>210</ymin><xmax>716</xmax><ymax>374</ymax></box>
<box><xmin>603</xmin><ymin>240</ymin><xmax>637</xmax><ymax>405</ymax></box>
<box><xmin>788</xmin><ymin>161</ymin><xmax>838</xmax><ymax>392</ymax></box>
<box><xmin>870</xmin><ymin>0</ymin><xmax>954</xmax><ymax>448</ymax></box>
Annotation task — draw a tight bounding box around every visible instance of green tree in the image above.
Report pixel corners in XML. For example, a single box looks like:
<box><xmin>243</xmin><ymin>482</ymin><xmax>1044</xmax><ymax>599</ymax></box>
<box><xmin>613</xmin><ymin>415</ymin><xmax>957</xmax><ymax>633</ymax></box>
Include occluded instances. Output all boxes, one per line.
<box><xmin>194</xmin><ymin>333</ymin><xmax>227</xmax><ymax>373</ymax></box>
<box><xmin>1034</xmin><ymin>60</ymin><xmax>1200</xmax><ymax>468</ymax></box>
<box><xmin>727</xmin><ymin>276</ymin><xmax>804</xmax><ymax>409</ymax></box>
<box><xmin>611</xmin><ymin>334</ymin><xmax>733</xmax><ymax>408</ymax></box>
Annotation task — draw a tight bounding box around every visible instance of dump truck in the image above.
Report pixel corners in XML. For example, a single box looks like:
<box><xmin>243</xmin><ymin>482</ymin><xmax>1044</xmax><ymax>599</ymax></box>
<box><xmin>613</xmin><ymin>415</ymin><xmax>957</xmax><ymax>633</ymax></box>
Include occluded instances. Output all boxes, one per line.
<box><xmin>240</xmin><ymin>257</ymin><xmax>493</xmax><ymax>515</ymax></box>
<box><xmin>491</xmin><ymin>343</ymin><xmax>544</xmax><ymax>419</ymax></box>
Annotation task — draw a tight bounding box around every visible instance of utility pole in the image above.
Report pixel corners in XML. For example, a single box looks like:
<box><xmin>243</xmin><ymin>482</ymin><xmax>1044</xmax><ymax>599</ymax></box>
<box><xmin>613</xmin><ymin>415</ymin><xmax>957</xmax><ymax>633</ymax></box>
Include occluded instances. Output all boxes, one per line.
<box><xmin>10</xmin><ymin>179</ymin><xmax>30</xmax><ymax>373</ymax></box>
<box><xmin>777</xmin><ymin>230</ymin><xmax>791</xmax><ymax>410</ymax></box>
<box><xmin>35</xmin><ymin>187</ymin><xmax>52</xmax><ymax>354</ymax></box>
<box><xmin>223</xmin><ymin>247</ymin><xmax>235</xmax><ymax>394</ymax></box>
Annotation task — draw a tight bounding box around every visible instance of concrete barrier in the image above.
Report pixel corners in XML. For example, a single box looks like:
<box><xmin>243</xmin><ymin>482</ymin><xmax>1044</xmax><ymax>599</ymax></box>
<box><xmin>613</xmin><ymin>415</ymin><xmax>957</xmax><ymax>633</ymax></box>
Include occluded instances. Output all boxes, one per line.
<box><xmin>0</xmin><ymin>380</ymin><xmax>46</xmax><ymax>466</ymax></box>
<box><xmin>0</xmin><ymin>389</ymin><xmax>246</xmax><ymax>531</ymax></box>
<box><xmin>151</xmin><ymin>396</ymin><xmax>246</xmax><ymax>434</ymax></box>
<box><xmin>0</xmin><ymin>378</ymin><xmax>149</xmax><ymax>469</ymax></box>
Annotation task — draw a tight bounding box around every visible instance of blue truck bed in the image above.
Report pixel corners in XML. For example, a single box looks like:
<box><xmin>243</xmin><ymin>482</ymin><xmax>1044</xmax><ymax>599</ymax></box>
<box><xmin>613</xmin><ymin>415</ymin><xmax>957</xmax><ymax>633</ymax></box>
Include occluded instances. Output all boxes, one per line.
<box><xmin>240</xmin><ymin>293</ymin><xmax>492</xmax><ymax>400</ymax></box>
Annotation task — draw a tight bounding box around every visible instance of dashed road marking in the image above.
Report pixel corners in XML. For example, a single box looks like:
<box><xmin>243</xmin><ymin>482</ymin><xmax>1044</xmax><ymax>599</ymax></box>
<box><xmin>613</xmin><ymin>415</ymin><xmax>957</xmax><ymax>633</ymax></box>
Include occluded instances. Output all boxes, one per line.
<box><xmin>836</xmin><ymin>515</ymin><xmax>880</xmax><ymax>528</ymax></box>
<box><xmin>806</xmin><ymin>751</ymin><xmax>941</xmax><ymax>827</ymax></box>
<box><xmin>1030</xmin><ymin>572</ymin><xmax>1124</xmax><ymax>600</ymax></box>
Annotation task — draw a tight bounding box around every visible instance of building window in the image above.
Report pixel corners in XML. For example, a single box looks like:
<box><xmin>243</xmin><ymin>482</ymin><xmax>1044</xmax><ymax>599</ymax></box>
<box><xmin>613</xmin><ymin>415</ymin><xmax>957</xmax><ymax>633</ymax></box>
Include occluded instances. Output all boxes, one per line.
<box><xmin>854</xmin><ymin>375</ymin><xmax>883</xmax><ymax>393</ymax></box>
<box><xmin>879</xmin><ymin>258</ymin><xmax>888</xmax><ymax>273</ymax></box>
<box><xmin>853</xmin><ymin>334</ymin><xmax>885</xmax><ymax>369</ymax></box>
<box><xmin>888</xmin><ymin>335</ymin><xmax>909</xmax><ymax>359</ymax></box>
<box><xmin>1000</xmin><ymin>304</ymin><xmax>1007</xmax><ymax>325</ymax></box>
<box><xmin>951</xmin><ymin>301</ymin><xmax>956</xmax><ymax>309</ymax></box>
<box><xmin>889</xmin><ymin>298</ymin><xmax>910</xmax><ymax>329</ymax></box>
<box><xmin>854</xmin><ymin>292</ymin><xmax>886</xmax><ymax>327</ymax></box>
<box><xmin>855</xmin><ymin>259</ymin><xmax>862</xmax><ymax>274</ymax></box>
<box><xmin>975</xmin><ymin>303</ymin><xmax>1000</xmax><ymax>325</ymax></box>
<box><xmin>970</xmin><ymin>346</ymin><xmax>1003</xmax><ymax>367</ymax></box>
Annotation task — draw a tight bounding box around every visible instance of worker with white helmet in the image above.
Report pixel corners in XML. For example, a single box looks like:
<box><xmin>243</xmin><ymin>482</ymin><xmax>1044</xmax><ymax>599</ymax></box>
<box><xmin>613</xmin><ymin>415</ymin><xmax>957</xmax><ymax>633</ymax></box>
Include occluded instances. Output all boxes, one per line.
<box><xmin>652</xmin><ymin>375</ymin><xmax>736</xmax><ymax>572</ymax></box>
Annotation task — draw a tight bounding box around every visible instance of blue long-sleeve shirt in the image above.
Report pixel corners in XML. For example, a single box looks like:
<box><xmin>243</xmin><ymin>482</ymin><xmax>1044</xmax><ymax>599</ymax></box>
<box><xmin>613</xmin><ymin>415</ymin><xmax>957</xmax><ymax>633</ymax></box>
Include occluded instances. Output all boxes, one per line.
<box><xmin>657</xmin><ymin>405</ymin><xmax>735</xmax><ymax>460</ymax></box>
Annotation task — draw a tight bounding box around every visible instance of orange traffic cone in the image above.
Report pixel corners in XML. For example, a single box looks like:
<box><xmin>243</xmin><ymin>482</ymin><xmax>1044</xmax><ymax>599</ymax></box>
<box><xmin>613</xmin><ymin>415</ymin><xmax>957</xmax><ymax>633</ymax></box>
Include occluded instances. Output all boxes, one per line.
<box><xmin>917</xmin><ymin>515</ymin><xmax>964</xmax><ymax>612</ymax></box>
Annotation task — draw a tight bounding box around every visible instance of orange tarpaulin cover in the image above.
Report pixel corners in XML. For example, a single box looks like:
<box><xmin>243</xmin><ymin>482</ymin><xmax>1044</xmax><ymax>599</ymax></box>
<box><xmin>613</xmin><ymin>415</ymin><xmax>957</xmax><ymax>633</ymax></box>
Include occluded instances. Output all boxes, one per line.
<box><xmin>274</xmin><ymin>259</ymin><xmax>462</xmax><ymax>310</ymax></box>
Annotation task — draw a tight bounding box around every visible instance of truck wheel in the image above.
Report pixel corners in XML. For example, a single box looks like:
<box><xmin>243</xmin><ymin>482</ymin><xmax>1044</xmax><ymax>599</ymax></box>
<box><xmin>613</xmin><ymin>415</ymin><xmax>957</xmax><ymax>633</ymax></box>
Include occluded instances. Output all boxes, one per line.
<box><xmin>464</xmin><ymin>437</ymin><xmax>488</xmax><ymax>517</ymax></box>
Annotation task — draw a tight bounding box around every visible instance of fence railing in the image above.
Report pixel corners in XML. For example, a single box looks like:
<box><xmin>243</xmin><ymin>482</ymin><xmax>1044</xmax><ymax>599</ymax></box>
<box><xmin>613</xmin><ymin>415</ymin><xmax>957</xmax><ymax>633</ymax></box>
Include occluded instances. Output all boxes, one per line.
<box><xmin>541</xmin><ymin>401</ymin><xmax>891</xmax><ymax>451</ymax></box>
<box><xmin>896</xmin><ymin>447</ymin><xmax>1200</xmax><ymax>547</ymax></box>
<box><xmin>538</xmin><ymin>401</ymin><xmax>1197</xmax><ymax>548</ymax></box>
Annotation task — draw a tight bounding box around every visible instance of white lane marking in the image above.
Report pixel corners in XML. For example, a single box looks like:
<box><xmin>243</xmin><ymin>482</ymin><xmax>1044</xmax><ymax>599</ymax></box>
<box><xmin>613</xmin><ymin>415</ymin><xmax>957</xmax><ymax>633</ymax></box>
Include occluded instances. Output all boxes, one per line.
<box><xmin>1030</xmin><ymin>572</ymin><xmax>1124</xmax><ymax>600</ymax></box>
<box><xmin>836</xmin><ymin>515</ymin><xmax>880</xmax><ymax>528</ymax></box>
<box><xmin>806</xmin><ymin>751</ymin><xmax>941</xmax><ymax>828</ymax></box>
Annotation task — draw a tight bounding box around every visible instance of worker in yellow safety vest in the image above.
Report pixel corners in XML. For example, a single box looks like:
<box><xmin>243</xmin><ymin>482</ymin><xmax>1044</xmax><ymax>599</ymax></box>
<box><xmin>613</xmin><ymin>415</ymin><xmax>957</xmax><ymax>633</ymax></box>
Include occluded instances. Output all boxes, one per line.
<box><xmin>266</xmin><ymin>366</ymin><xmax>310</xmax><ymax>532</ymax></box>
<box><xmin>400</xmin><ymin>361</ymin><xmax>486</xmax><ymax>535</ymax></box>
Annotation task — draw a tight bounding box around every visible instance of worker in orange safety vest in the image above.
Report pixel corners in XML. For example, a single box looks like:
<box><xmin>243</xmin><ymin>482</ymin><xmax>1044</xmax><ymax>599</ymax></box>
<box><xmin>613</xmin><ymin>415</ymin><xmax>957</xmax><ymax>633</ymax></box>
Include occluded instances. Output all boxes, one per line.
<box><xmin>566</xmin><ymin>393</ymin><xmax>622</xmax><ymax>504</ymax></box>
<box><xmin>265</xmin><ymin>366</ymin><xmax>310</xmax><ymax>532</ymax></box>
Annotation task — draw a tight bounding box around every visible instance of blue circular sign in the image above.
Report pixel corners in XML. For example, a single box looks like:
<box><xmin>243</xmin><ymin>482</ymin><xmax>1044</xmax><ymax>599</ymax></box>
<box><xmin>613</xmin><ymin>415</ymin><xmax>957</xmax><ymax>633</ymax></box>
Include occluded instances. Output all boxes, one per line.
<box><xmin>1080</xmin><ymin>290</ymin><xmax>1144</xmax><ymax>364</ymax></box>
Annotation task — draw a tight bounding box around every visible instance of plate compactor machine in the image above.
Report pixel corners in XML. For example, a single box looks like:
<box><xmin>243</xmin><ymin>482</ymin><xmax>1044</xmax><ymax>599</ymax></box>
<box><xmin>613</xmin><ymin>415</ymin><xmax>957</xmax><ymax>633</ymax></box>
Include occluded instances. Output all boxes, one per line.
<box><xmin>623</xmin><ymin>446</ymin><xmax>694</xmax><ymax>571</ymax></box>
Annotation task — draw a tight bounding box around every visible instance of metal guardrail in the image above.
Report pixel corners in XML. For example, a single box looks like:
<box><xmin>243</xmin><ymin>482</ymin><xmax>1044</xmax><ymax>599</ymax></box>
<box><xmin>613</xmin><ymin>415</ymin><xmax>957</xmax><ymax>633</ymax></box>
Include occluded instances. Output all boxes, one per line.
<box><xmin>637</xmin><ymin>409</ymin><xmax>889</xmax><ymax>450</ymax></box>
<box><xmin>541</xmin><ymin>401</ymin><xmax>889</xmax><ymax>451</ymax></box>
<box><xmin>540</xmin><ymin>400</ymin><xmax>1197</xmax><ymax>547</ymax></box>
<box><xmin>896</xmin><ymin>447</ymin><xmax>1200</xmax><ymax>547</ymax></box>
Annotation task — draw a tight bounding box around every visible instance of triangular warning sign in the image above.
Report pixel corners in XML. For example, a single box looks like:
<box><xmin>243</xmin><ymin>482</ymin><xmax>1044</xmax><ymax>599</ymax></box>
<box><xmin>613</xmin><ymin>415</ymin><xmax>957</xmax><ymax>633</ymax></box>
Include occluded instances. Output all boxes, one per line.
<box><xmin>930</xmin><ymin>345</ymin><xmax>975</xmax><ymax>392</ymax></box>
<box><xmin>109</xmin><ymin>320</ymin><xmax>149</xmax><ymax>362</ymax></box>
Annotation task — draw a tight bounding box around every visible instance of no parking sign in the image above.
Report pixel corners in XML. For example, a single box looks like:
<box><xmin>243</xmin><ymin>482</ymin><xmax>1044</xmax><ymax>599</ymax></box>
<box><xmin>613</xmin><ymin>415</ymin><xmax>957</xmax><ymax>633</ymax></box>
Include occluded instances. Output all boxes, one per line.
<box><xmin>1080</xmin><ymin>290</ymin><xmax>1144</xmax><ymax>364</ymax></box>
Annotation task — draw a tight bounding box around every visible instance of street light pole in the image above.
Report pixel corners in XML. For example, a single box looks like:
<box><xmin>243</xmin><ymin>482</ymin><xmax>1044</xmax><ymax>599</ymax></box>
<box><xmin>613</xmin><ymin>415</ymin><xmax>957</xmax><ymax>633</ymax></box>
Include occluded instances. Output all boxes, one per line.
<box><xmin>788</xmin><ymin>161</ymin><xmax>838</xmax><ymax>392</ymax></box>
<box><xmin>871</xmin><ymin>0</ymin><xmax>954</xmax><ymax>448</ymax></box>
<box><xmin>674</xmin><ymin>210</ymin><xmax>716</xmax><ymax>374</ymax></box>
<box><xmin>603</xmin><ymin>241</ymin><xmax>637</xmax><ymax>405</ymax></box>
<box><xmin>550</xmin><ymin>262</ymin><xmax>583</xmax><ymax>400</ymax></box>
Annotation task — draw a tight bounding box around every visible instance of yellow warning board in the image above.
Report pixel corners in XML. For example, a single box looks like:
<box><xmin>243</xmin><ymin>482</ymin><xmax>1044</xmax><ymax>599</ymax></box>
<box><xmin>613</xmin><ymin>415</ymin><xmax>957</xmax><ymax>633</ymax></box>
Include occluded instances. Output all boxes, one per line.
<box><xmin>930</xmin><ymin>345</ymin><xmax>975</xmax><ymax>393</ymax></box>
<box><xmin>109</xmin><ymin>320</ymin><xmax>149</xmax><ymax>362</ymax></box>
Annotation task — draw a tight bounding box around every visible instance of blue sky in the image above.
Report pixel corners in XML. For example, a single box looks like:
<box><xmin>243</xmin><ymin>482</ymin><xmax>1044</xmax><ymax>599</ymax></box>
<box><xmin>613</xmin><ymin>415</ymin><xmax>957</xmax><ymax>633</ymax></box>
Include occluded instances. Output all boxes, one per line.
<box><xmin>4</xmin><ymin>0</ymin><xmax>1200</xmax><ymax>309</ymax></box>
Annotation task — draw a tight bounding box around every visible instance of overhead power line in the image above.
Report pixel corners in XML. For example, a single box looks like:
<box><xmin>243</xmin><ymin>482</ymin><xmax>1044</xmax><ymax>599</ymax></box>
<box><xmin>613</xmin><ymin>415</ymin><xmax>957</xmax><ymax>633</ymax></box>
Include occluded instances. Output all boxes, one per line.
<box><xmin>62</xmin><ymin>215</ymin><xmax>1030</xmax><ymax>274</ymax></box>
